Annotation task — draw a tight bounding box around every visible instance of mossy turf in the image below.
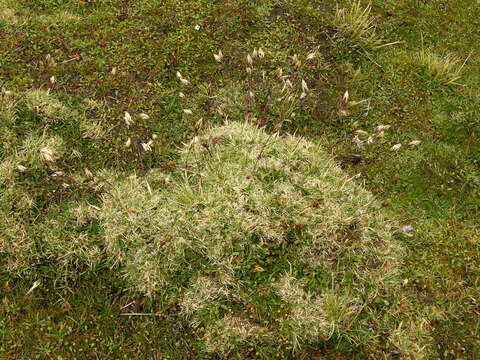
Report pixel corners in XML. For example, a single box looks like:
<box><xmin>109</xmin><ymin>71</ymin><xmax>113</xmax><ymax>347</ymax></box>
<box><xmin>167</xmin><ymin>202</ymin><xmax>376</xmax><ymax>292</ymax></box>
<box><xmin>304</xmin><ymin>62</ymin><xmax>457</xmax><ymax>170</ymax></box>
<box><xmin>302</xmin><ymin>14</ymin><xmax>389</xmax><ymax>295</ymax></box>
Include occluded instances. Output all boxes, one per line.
<box><xmin>1</xmin><ymin>0</ymin><xmax>479</xmax><ymax>359</ymax></box>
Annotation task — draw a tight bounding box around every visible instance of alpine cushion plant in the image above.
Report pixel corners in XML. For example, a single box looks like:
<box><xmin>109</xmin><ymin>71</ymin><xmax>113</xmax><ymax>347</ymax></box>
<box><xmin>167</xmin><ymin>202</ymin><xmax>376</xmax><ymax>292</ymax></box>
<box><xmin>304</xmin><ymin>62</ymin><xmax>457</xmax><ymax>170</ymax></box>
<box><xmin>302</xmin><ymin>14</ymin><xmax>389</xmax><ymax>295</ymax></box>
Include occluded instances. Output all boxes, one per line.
<box><xmin>97</xmin><ymin>122</ymin><xmax>428</xmax><ymax>357</ymax></box>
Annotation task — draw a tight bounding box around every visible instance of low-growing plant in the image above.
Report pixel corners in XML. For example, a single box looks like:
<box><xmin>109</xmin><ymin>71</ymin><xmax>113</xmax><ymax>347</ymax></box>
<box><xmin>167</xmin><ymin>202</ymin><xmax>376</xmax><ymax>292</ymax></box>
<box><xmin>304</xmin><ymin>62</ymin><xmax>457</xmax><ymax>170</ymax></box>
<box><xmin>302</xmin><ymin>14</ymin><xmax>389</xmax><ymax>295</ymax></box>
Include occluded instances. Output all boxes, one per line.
<box><xmin>333</xmin><ymin>1</ymin><xmax>379</xmax><ymax>47</ymax></box>
<box><xmin>417</xmin><ymin>48</ymin><xmax>469</xmax><ymax>85</ymax></box>
<box><xmin>96</xmin><ymin>121</ymin><xmax>428</xmax><ymax>357</ymax></box>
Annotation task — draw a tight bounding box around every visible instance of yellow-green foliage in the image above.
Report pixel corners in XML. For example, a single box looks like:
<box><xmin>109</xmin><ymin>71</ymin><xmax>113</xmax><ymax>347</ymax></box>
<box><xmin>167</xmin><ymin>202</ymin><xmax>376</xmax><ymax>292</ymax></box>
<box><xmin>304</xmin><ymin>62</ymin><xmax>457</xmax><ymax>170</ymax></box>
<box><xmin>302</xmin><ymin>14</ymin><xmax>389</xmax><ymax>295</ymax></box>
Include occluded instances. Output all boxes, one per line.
<box><xmin>417</xmin><ymin>49</ymin><xmax>467</xmax><ymax>85</ymax></box>
<box><xmin>0</xmin><ymin>90</ymin><xmax>102</xmax><ymax>275</ymax></box>
<box><xmin>333</xmin><ymin>1</ymin><xmax>378</xmax><ymax>47</ymax></box>
<box><xmin>98</xmin><ymin>122</ymin><xmax>420</xmax><ymax>356</ymax></box>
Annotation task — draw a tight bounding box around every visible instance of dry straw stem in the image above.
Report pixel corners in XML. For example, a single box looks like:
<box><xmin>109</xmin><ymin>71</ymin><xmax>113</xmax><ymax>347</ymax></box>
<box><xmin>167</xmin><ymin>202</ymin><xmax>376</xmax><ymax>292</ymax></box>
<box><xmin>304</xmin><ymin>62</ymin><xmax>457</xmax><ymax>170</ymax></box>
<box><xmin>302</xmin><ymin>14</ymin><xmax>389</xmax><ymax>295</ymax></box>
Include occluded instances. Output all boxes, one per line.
<box><xmin>98</xmin><ymin>122</ymin><xmax>428</xmax><ymax>357</ymax></box>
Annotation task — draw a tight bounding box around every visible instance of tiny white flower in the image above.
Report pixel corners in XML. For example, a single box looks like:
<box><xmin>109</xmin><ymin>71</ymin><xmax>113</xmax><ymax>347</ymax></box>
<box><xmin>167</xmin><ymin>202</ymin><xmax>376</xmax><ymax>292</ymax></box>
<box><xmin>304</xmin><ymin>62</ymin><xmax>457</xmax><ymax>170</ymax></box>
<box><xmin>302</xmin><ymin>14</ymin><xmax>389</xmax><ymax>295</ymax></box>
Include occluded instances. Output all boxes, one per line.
<box><xmin>179</xmin><ymin>92</ymin><xmax>185</xmax><ymax>98</ymax></box>
<box><xmin>301</xmin><ymin>79</ymin><xmax>309</xmax><ymax>92</ymax></box>
<box><xmin>49</xmin><ymin>76</ymin><xmax>56</xmax><ymax>84</ymax></box>
<box><xmin>124</xmin><ymin>111</ymin><xmax>134</xmax><ymax>126</ymax></box>
<box><xmin>390</xmin><ymin>143</ymin><xmax>402</xmax><ymax>152</ymax></box>
<box><xmin>213</xmin><ymin>50</ymin><xmax>224</xmax><ymax>63</ymax></box>
<box><xmin>125</xmin><ymin>138</ymin><xmax>131</xmax><ymax>147</ymax></box>
<box><xmin>194</xmin><ymin>24</ymin><xmax>200</xmax><ymax>31</ymax></box>
<box><xmin>409</xmin><ymin>140</ymin><xmax>421</xmax><ymax>147</ymax></box>
<box><xmin>16</xmin><ymin>165</ymin><xmax>27</xmax><ymax>172</ymax></box>
<box><xmin>183</xmin><ymin>109</ymin><xmax>193</xmax><ymax>115</ymax></box>
<box><xmin>139</xmin><ymin>113</ymin><xmax>150</xmax><ymax>120</ymax></box>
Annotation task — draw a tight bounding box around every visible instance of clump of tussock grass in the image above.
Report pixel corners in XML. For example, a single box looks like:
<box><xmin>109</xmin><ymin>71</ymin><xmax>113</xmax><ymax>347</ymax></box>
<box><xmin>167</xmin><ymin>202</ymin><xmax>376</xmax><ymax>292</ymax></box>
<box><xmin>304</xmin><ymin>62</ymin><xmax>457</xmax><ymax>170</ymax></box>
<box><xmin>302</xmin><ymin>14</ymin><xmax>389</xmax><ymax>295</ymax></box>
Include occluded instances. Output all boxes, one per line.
<box><xmin>417</xmin><ymin>48</ymin><xmax>469</xmax><ymax>85</ymax></box>
<box><xmin>97</xmin><ymin>121</ymin><xmax>428</xmax><ymax>357</ymax></box>
<box><xmin>24</xmin><ymin>89</ymin><xmax>72</xmax><ymax>123</ymax></box>
<box><xmin>333</xmin><ymin>1</ymin><xmax>379</xmax><ymax>47</ymax></box>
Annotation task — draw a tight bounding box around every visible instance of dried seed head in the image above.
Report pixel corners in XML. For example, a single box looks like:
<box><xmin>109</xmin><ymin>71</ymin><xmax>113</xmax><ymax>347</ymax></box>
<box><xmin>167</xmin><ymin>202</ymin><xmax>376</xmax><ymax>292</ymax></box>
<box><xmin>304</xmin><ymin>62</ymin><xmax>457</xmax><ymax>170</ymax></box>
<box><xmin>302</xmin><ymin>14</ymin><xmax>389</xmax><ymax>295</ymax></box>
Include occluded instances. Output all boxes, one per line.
<box><xmin>246</xmin><ymin>67</ymin><xmax>252</xmax><ymax>75</ymax></box>
<box><xmin>125</xmin><ymin>138</ymin><xmax>131</xmax><ymax>147</ymax></box>
<box><xmin>299</xmin><ymin>92</ymin><xmax>307</xmax><ymax>99</ymax></box>
<box><xmin>16</xmin><ymin>165</ymin><xmax>27</xmax><ymax>172</ymax></box>
<box><xmin>375</xmin><ymin>125</ymin><xmax>391</xmax><ymax>132</ymax></box>
<box><xmin>252</xmin><ymin>48</ymin><xmax>258</xmax><ymax>58</ymax></box>
<box><xmin>179</xmin><ymin>92</ymin><xmax>185</xmax><ymax>98</ymax></box>
<box><xmin>275</xmin><ymin>68</ymin><xmax>283</xmax><ymax>78</ymax></box>
<box><xmin>377</xmin><ymin>131</ymin><xmax>385</xmax><ymax>138</ymax></box>
<box><xmin>354</xmin><ymin>130</ymin><xmax>368</xmax><ymax>136</ymax></box>
<box><xmin>39</xmin><ymin>148</ymin><xmax>55</xmax><ymax>162</ymax></box>
<box><xmin>46</xmin><ymin>54</ymin><xmax>56</xmax><ymax>67</ymax></box>
<box><xmin>176</xmin><ymin>71</ymin><xmax>183</xmax><ymax>79</ymax></box>
<box><xmin>306</xmin><ymin>50</ymin><xmax>317</xmax><ymax>61</ymax></box>
<box><xmin>213</xmin><ymin>50</ymin><xmax>224</xmax><ymax>63</ymax></box>
<box><xmin>301</xmin><ymin>79</ymin><xmax>309</xmax><ymax>92</ymax></box>
<box><xmin>124</xmin><ymin>111</ymin><xmax>134</xmax><ymax>126</ymax></box>
<box><xmin>111</xmin><ymin>67</ymin><xmax>117</xmax><ymax>75</ymax></box>
<box><xmin>248</xmin><ymin>91</ymin><xmax>254</xmax><ymax>98</ymax></box>
<box><xmin>286</xmin><ymin>79</ymin><xmax>293</xmax><ymax>88</ymax></box>
<box><xmin>49</xmin><ymin>76</ymin><xmax>56</xmax><ymax>84</ymax></box>
<box><xmin>139</xmin><ymin>113</ymin><xmax>150</xmax><ymax>120</ymax></box>
<box><xmin>152</xmin><ymin>134</ymin><xmax>158</xmax><ymax>140</ymax></box>
<box><xmin>3</xmin><ymin>90</ymin><xmax>14</xmax><ymax>97</ymax></box>
<box><xmin>258</xmin><ymin>47</ymin><xmax>265</xmax><ymax>58</ymax></box>
<box><xmin>246</xmin><ymin>54</ymin><xmax>253</xmax><ymax>65</ymax></box>
<box><xmin>343</xmin><ymin>90</ymin><xmax>349</xmax><ymax>103</ymax></box>
<box><xmin>366</xmin><ymin>136</ymin><xmax>374</xmax><ymax>145</ymax></box>
<box><xmin>141</xmin><ymin>141</ymin><xmax>153</xmax><ymax>152</ymax></box>
<box><xmin>390</xmin><ymin>143</ymin><xmax>402</xmax><ymax>152</ymax></box>
<box><xmin>183</xmin><ymin>109</ymin><xmax>193</xmax><ymax>115</ymax></box>
<box><xmin>180</xmin><ymin>77</ymin><xmax>191</xmax><ymax>86</ymax></box>
<box><xmin>84</xmin><ymin>168</ymin><xmax>93</xmax><ymax>178</ymax></box>
<box><xmin>353</xmin><ymin>136</ymin><xmax>365</xmax><ymax>149</ymax></box>
<box><xmin>408</xmin><ymin>140</ymin><xmax>421</xmax><ymax>147</ymax></box>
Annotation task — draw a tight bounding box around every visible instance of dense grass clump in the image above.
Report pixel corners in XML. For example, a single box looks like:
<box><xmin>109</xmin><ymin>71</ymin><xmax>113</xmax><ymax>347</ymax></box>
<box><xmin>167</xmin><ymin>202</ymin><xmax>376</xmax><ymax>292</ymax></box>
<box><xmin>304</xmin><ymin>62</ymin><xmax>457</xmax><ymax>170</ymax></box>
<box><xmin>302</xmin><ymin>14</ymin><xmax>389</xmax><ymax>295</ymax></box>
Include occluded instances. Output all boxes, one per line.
<box><xmin>97</xmin><ymin>122</ymin><xmax>420</xmax><ymax>357</ymax></box>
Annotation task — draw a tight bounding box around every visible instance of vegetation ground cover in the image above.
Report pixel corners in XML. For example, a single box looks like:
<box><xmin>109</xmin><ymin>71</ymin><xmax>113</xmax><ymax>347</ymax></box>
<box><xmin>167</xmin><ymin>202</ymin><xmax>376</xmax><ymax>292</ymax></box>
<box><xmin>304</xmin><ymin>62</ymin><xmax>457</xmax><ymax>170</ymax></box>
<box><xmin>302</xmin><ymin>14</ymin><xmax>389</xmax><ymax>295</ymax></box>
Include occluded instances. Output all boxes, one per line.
<box><xmin>0</xmin><ymin>0</ymin><xmax>479</xmax><ymax>358</ymax></box>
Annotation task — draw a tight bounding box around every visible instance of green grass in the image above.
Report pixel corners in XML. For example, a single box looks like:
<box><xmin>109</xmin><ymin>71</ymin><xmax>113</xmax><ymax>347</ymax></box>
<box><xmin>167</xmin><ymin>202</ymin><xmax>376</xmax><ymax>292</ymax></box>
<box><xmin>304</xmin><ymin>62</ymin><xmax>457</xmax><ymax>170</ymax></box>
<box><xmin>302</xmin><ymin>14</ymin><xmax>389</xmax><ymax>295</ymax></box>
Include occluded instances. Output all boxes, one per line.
<box><xmin>1</xmin><ymin>0</ymin><xmax>479</xmax><ymax>358</ymax></box>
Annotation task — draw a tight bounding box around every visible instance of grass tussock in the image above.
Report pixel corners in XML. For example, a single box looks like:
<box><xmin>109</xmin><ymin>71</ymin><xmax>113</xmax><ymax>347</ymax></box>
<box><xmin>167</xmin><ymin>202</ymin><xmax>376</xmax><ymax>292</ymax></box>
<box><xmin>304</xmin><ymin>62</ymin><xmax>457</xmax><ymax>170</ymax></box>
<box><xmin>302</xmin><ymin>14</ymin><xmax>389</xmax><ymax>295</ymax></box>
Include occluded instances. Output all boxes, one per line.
<box><xmin>95</xmin><ymin>121</ymin><xmax>426</xmax><ymax>356</ymax></box>
<box><xmin>417</xmin><ymin>49</ymin><xmax>468</xmax><ymax>85</ymax></box>
<box><xmin>333</xmin><ymin>1</ymin><xmax>378</xmax><ymax>47</ymax></box>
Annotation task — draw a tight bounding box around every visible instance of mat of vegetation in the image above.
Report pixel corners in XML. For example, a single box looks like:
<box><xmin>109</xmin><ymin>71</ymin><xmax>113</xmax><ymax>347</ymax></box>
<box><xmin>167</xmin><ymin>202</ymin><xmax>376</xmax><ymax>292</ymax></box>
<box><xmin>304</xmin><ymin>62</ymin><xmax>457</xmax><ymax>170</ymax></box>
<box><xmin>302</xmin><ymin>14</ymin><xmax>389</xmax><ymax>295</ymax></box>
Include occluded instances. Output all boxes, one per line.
<box><xmin>1</xmin><ymin>0</ymin><xmax>479</xmax><ymax>359</ymax></box>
